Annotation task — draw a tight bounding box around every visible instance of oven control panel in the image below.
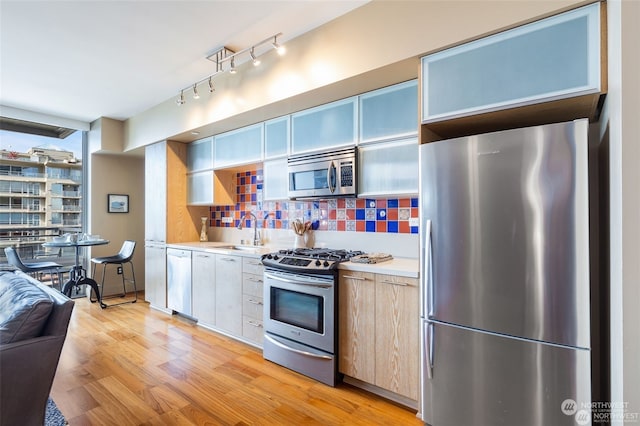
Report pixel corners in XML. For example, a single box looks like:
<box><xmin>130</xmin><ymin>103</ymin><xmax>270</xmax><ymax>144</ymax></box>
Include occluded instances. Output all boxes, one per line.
<box><xmin>262</xmin><ymin>254</ymin><xmax>335</xmax><ymax>273</ymax></box>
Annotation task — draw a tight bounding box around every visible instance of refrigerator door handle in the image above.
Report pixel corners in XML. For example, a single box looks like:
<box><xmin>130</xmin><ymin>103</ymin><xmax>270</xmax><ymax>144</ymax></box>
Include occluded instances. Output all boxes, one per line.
<box><xmin>425</xmin><ymin>219</ymin><xmax>434</xmax><ymax>317</ymax></box>
<box><xmin>426</xmin><ymin>321</ymin><xmax>434</xmax><ymax>379</ymax></box>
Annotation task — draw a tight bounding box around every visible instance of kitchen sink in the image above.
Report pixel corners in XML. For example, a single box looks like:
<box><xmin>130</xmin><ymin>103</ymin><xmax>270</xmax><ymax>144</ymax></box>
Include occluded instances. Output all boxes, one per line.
<box><xmin>217</xmin><ymin>244</ymin><xmax>262</xmax><ymax>251</ymax></box>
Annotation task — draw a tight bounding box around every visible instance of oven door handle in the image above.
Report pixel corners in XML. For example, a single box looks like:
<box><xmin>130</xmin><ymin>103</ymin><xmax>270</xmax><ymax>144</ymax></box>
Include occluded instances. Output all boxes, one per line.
<box><xmin>264</xmin><ymin>334</ymin><xmax>332</xmax><ymax>360</ymax></box>
<box><xmin>264</xmin><ymin>271</ymin><xmax>332</xmax><ymax>288</ymax></box>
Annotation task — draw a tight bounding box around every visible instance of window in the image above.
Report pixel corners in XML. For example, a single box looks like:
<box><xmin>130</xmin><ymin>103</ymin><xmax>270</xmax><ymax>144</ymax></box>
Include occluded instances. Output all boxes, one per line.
<box><xmin>0</xmin><ymin>126</ymin><xmax>84</xmax><ymax>264</ymax></box>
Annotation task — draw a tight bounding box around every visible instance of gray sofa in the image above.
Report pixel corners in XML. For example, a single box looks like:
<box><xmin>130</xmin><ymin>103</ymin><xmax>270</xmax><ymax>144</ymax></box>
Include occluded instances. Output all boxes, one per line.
<box><xmin>0</xmin><ymin>270</ymin><xmax>74</xmax><ymax>426</ymax></box>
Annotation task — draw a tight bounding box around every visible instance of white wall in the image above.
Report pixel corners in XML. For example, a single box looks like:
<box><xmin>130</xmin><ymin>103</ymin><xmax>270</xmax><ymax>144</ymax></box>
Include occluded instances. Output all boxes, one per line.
<box><xmin>600</xmin><ymin>0</ymin><xmax>640</xmax><ymax>422</ymax></box>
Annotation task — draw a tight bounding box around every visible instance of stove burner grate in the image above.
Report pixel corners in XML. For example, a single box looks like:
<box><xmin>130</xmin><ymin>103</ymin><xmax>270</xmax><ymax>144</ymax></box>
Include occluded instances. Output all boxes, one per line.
<box><xmin>278</xmin><ymin>248</ymin><xmax>364</xmax><ymax>262</ymax></box>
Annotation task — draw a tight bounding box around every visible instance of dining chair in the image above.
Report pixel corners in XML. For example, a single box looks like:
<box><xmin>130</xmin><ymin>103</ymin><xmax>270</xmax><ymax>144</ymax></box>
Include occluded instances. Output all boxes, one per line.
<box><xmin>3</xmin><ymin>247</ymin><xmax>63</xmax><ymax>291</ymax></box>
<box><xmin>90</xmin><ymin>240</ymin><xmax>137</xmax><ymax>306</ymax></box>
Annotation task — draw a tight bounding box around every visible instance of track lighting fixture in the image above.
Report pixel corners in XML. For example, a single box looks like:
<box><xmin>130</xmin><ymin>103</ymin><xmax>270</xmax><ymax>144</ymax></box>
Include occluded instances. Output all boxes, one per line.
<box><xmin>250</xmin><ymin>47</ymin><xmax>261</xmax><ymax>66</ymax></box>
<box><xmin>176</xmin><ymin>90</ymin><xmax>185</xmax><ymax>106</ymax></box>
<box><xmin>177</xmin><ymin>32</ymin><xmax>284</xmax><ymax>107</ymax></box>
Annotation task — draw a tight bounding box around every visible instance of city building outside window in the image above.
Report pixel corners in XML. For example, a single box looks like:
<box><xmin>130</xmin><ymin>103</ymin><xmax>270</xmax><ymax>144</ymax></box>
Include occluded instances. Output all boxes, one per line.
<box><xmin>0</xmin><ymin>128</ymin><xmax>84</xmax><ymax>272</ymax></box>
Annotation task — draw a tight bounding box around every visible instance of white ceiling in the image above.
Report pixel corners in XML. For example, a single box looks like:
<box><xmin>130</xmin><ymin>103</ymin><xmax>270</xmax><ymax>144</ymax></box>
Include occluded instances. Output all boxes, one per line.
<box><xmin>0</xmin><ymin>0</ymin><xmax>369</xmax><ymax>125</ymax></box>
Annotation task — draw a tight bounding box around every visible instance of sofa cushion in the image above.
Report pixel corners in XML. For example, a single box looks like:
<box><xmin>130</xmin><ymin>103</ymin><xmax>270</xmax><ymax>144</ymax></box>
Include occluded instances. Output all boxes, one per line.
<box><xmin>0</xmin><ymin>271</ymin><xmax>54</xmax><ymax>344</ymax></box>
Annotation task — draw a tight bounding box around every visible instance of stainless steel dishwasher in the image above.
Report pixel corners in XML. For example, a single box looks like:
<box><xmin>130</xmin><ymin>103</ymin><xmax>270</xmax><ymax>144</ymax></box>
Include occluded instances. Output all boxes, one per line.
<box><xmin>166</xmin><ymin>248</ymin><xmax>192</xmax><ymax>315</ymax></box>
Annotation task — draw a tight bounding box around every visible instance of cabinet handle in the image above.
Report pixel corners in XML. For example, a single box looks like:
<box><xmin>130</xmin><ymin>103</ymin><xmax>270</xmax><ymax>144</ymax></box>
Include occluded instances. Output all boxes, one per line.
<box><xmin>247</xmin><ymin>277</ymin><xmax>263</xmax><ymax>283</ymax></box>
<box><xmin>196</xmin><ymin>254</ymin><xmax>211</xmax><ymax>259</ymax></box>
<box><xmin>247</xmin><ymin>320</ymin><xmax>262</xmax><ymax>327</ymax></box>
<box><xmin>220</xmin><ymin>257</ymin><xmax>236</xmax><ymax>262</ymax></box>
<box><xmin>380</xmin><ymin>279</ymin><xmax>409</xmax><ymax>286</ymax></box>
<box><xmin>247</xmin><ymin>299</ymin><xmax>263</xmax><ymax>305</ymax></box>
<box><xmin>342</xmin><ymin>275</ymin><xmax>371</xmax><ymax>281</ymax></box>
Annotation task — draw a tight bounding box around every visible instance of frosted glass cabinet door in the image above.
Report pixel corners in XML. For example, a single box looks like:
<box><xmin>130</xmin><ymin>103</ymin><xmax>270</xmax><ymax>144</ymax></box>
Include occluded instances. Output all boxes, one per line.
<box><xmin>265</xmin><ymin>116</ymin><xmax>289</xmax><ymax>159</ymax></box>
<box><xmin>291</xmin><ymin>98</ymin><xmax>357</xmax><ymax>153</ymax></box>
<box><xmin>187</xmin><ymin>170</ymin><xmax>213</xmax><ymax>205</ymax></box>
<box><xmin>214</xmin><ymin>123</ymin><xmax>263</xmax><ymax>168</ymax></box>
<box><xmin>360</xmin><ymin>80</ymin><xmax>418</xmax><ymax>143</ymax></box>
<box><xmin>263</xmin><ymin>158</ymin><xmax>288</xmax><ymax>201</ymax></box>
<box><xmin>187</xmin><ymin>137</ymin><xmax>213</xmax><ymax>172</ymax></box>
<box><xmin>422</xmin><ymin>3</ymin><xmax>601</xmax><ymax>123</ymax></box>
<box><xmin>358</xmin><ymin>139</ymin><xmax>419</xmax><ymax>197</ymax></box>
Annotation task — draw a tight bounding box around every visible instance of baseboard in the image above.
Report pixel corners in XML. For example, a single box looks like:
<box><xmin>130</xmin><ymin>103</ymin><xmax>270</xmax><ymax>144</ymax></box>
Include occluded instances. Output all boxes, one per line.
<box><xmin>342</xmin><ymin>376</ymin><xmax>418</xmax><ymax>411</ymax></box>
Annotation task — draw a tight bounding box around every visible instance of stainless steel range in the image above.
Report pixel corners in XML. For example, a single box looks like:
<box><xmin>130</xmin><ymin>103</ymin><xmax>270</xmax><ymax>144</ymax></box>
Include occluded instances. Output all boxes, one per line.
<box><xmin>261</xmin><ymin>248</ymin><xmax>363</xmax><ymax>386</ymax></box>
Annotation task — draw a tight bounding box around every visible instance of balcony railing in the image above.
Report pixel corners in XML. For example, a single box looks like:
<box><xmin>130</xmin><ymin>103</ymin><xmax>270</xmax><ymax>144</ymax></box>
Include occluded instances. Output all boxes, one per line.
<box><xmin>0</xmin><ymin>205</ymin><xmax>44</xmax><ymax>212</ymax></box>
<box><xmin>0</xmin><ymin>170</ymin><xmax>46</xmax><ymax>178</ymax></box>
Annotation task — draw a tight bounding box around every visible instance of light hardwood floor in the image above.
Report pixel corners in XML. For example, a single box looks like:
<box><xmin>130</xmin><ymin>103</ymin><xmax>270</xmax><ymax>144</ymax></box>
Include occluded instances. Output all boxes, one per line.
<box><xmin>51</xmin><ymin>294</ymin><xmax>422</xmax><ymax>425</ymax></box>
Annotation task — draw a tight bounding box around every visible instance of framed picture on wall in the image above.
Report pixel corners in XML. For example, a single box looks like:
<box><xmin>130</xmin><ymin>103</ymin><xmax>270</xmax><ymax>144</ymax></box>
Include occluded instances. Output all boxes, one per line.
<box><xmin>108</xmin><ymin>194</ymin><xmax>129</xmax><ymax>213</ymax></box>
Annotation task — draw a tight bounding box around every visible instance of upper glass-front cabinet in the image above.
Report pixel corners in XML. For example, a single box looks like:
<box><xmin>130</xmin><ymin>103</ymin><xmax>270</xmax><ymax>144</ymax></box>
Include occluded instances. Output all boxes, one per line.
<box><xmin>214</xmin><ymin>123</ymin><xmax>263</xmax><ymax>168</ymax></box>
<box><xmin>291</xmin><ymin>97</ymin><xmax>357</xmax><ymax>154</ymax></box>
<box><xmin>265</xmin><ymin>116</ymin><xmax>289</xmax><ymax>159</ymax></box>
<box><xmin>187</xmin><ymin>137</ymin><xmax>213</xmax><ymax>172</ymax></box>
<box><xmin>358</xmin><ymin>138</ymin><xmax>419</xmax><ymax>197</ymax></box>
<box><xmin>187</xmin><ymin>170</ymin><xmax>213</xmax><ymax>206</ymax></box>
<box><xmin>421</xmin><ymin>3</ymin><xmax>601</xmax><ymax>123</ymax></box>
<box><xmin>360</xmin><ymin>80</ymin><xmax>418</xmax><ymax>143</ymax></box>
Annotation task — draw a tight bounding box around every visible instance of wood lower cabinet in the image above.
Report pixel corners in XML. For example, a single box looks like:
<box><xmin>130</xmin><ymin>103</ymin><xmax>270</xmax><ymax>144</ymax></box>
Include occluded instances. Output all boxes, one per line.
<box><xmin>339</xmin><ymin>270</ymin><xmax>419</xmax><ymax>401</ymax></box>
<box><xmin>374</xmin><ymin>274</ymin><xmax>419</xmax><ymax>400</ymax></box>
<box><xmin>339</xmin><ymin>271</ymin><xmax>375</xmax><ymax>383</ymax></box>
<box><xmin>215</xmin><ymin>254</ymin><xmax>242</xmax><ymax>335</ymax></box>
<box><xmin>192</xmin><ymin>251</ymin><xmax>216</xmax><ymax>327</ymax></box>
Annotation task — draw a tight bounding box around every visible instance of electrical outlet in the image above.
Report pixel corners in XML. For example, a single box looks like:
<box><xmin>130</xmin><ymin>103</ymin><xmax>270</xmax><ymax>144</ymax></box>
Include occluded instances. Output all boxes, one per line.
<box><xmin>409</xmin><ymin>217</ymin><xmax>419</xmax><ymax>227</ymax></box>
<box><xmin>221</xmin><ymin>217</ymin><xmax>233</xmax><ymax>223</ymax></box>
<box><xmin>117</xmin><ymin>266</ymin><xmax>123</xmax><ymax>275</ymax></box>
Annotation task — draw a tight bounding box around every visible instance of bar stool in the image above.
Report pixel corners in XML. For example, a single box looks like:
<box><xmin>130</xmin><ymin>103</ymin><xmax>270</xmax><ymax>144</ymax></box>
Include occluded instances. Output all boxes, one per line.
<box><xmin>90</xmin><ymin>240</ymin><xmax>137</xmax><ymax>306</ymax></box>
<box><xmin>4</xmin><ymin>247</ymin><xmax>63</xmax><ymax>291</ymax></box>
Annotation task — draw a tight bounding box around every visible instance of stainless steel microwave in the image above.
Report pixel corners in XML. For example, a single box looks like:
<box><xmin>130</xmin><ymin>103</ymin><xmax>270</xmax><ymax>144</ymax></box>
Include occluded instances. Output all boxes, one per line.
<box><xmin>287</xmin><ymin>147</ymin><xmax>357</xmax><ymax>199</ymax></box>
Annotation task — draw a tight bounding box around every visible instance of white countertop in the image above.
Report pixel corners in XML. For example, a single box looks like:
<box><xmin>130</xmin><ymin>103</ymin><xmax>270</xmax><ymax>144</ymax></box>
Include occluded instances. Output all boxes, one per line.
<box><xmin>166</xmin><ymin>241</ymin><xmax>268</xmax><ymax>258</ymax></box>
<box><xmin>167</xmin><ymin>242</ymin><xmax>419</xmax><ymax>278</ymax></box>
<box><xmin>338</xmin><ymin>257</ymin><xmax>419</xmax><ymax>278</ymax></box>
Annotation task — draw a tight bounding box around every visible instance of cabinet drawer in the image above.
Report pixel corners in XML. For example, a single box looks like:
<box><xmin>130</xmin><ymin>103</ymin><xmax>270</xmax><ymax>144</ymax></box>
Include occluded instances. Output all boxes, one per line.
<box><xmin>242</xmin><ymin>316</ymin><xmax>264</xmax><ymax>344</ymax></box>
<box><xmin>376</xmin><ymin>274</ymin><xmax>418</xmax><ymax>288</ymax></box>
<box><xmin>243</xmin><ymin>294</ymin><xmax>264</xmax><ymax>319</ymax></box>
<box><xmin>242</xmin><ymin>273</ymin><xmax>263</xmax><ymax>297</ymax></box>
<box><xmin>242</xmin><ymin>257</ymin><xmax>264</xmax><ymax>275</ymax></box>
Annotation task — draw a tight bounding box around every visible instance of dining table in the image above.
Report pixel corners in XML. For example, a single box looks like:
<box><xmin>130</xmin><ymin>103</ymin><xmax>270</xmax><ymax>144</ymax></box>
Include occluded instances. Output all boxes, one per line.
<box><xmin>42</xmin><ymin>237</ymin><xmax>110</xmax><ymax>308</ymax></box>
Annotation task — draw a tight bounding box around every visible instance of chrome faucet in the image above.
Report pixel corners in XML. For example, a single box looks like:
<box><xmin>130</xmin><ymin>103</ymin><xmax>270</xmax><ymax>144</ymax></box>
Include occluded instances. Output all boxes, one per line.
<box><xmin>237</xmin><ymin>212</ymin><xmax>260</xmax><ymax>246</ymax></box>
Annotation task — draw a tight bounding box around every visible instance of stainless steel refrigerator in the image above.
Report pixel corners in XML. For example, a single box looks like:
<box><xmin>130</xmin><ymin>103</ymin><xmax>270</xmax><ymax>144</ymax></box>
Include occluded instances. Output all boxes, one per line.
<box><xmin>419</xmin><ymin>119</ymin><xmax>591</xmax><ymax>426</ymax></box>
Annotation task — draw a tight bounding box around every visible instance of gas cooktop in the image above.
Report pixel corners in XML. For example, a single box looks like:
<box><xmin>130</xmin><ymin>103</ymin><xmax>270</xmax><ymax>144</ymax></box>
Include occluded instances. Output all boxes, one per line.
<box><xmin>261</xmin><ymin>248</ymin><xmax>364</xmax><ymax>273</ymax></box>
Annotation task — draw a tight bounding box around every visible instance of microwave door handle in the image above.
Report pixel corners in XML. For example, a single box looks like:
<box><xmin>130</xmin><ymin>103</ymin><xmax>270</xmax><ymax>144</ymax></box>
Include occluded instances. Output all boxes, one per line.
<box><xmin>327</xmin><ymin>161</ymin><xmax>336</xmax><ymax>193</ymax></box>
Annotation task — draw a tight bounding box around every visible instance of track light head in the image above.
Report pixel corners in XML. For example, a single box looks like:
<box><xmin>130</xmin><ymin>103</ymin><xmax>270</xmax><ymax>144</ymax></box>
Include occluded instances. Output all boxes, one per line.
<box><xmin>250</xmin><ymin>47</ymin><xmax>261</xmax><ymax>66</ymax></box>
<box><xmin>229</xmin><ymin>56</ymin><xmax>237</xmax><ymax>74</ymax></box>
<box><xmin>192</xmin><ymin>84</ymin><xmax>200</xmax><ymax>99</ymax></box>
<box><xmin>176</xmin><ymin>90</ymin><xmax>185</xmax><ymax>106</ymax></box>
<box><xmin>272</xmin><ymin>35</ymin><xmax>286</xmax><ymax>55</ymax></box>
<box><xmin>208</xmin><ymin>77</ymin><xmax>215</xmax><ymax>93</ymax></box>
